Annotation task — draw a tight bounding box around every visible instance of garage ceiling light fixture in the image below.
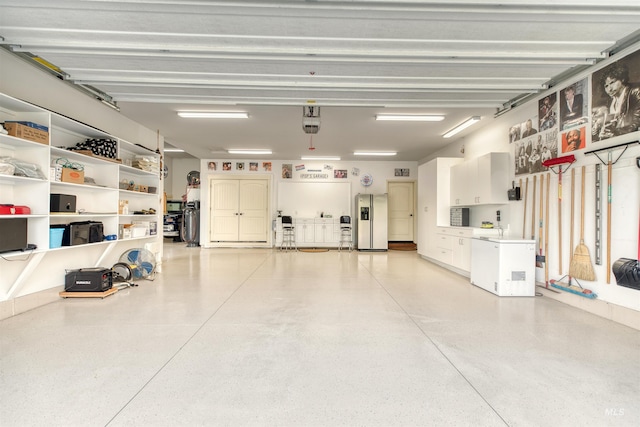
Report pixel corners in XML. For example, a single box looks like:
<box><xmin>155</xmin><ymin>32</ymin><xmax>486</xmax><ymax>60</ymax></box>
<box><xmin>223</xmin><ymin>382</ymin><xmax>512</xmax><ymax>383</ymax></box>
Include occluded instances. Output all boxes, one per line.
<box><xmin>164</xmin><ymin>148</ymin><xmax>184</xmax><ymax>153</ymax></box>
<box><xmin>353</xmin><ymin>151</ymin><xmax>397</xmax><ymax>156</ymax></box>
<box><xmin>227</xmin><ymin>149</ymin><xmax>272</xmax><ymax>155</ymax></box>
<box><xmin>178</xmin><ymin>111</ymin><xmax>248</xmax><ymax>119</ymax></box>
<box><xmin>376</xmin><ymin>114</ymin><xmax>444</xmax><ymax>122</ymax></box>
<box><xmin>443</xmin><ymin>116</ymin><xmax>482</xmax><ymax>138</ymax></box>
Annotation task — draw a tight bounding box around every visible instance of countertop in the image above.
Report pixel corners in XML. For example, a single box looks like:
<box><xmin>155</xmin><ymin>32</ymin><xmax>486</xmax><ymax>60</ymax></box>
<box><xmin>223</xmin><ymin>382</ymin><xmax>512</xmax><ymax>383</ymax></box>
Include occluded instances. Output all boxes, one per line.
<box><xmin>472</xmin><ymin>236</ymin><xmax>535</xmax><ymax>244</ymax></box>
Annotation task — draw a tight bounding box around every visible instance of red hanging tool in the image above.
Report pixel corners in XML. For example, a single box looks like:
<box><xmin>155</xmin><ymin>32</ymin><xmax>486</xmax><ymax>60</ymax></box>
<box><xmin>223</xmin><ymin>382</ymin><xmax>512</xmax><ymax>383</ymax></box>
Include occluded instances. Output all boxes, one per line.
<box><xmin>542</xmin><ymin>154</ymin><xmax>576</xmax><ymax>275</ymax></box>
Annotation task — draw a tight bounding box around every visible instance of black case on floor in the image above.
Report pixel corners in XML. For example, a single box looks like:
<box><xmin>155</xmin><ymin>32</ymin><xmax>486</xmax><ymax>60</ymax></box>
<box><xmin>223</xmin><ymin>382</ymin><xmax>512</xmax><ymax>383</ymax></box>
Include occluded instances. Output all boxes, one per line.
<box><xmin>64</xmin><ymin>268</ymin><xmax>113</xmax><ymax>292</ymax></box>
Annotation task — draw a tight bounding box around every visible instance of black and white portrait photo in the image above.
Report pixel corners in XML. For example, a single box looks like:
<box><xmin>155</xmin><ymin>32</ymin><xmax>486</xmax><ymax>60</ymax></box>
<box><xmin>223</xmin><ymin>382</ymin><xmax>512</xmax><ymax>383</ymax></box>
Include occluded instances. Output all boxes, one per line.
<box><xmin>560</xmin><ymin>78</ymin><xmax>588</xmax><ymax>131</ymax></box>
<box><xmin>591</xmin><ymin>49</ymin><xmax>640</xmax><ymax>142</ymax></box>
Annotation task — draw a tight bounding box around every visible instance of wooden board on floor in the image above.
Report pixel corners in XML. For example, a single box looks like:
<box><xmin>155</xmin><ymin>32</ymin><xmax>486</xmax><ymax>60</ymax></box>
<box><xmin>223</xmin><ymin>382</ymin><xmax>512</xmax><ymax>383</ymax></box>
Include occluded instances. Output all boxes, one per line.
<box><xmin>59</xmin><ymin>288</ymin><xmax>118</xmax><ymax>299</ymax></box>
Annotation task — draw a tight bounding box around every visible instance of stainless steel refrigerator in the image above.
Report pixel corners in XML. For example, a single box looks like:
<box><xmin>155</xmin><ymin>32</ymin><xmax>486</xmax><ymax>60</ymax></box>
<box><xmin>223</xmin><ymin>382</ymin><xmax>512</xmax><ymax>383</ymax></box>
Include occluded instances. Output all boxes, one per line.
<box><xmin>356</xmin><ymin>193</ymin><xmax>388</xmax><ymax>251</ymax></box>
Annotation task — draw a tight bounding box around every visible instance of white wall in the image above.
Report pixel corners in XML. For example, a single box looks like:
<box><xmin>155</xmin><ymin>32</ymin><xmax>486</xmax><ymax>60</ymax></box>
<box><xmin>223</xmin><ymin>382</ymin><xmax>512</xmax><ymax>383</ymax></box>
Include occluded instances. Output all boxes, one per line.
<box><xmin>199</xmin><ymin>159</ymin><xmax>418</xmax><ymax>246</ymax></box>
<box><xmin>164</xmin><ymin>157</ymin><xmax>200</xmax><ymax>200</ymax></box>
<box><xmin>425</xmin><ymin>43</ymin><xmax>640</xmax><ymax>313</ymax></box>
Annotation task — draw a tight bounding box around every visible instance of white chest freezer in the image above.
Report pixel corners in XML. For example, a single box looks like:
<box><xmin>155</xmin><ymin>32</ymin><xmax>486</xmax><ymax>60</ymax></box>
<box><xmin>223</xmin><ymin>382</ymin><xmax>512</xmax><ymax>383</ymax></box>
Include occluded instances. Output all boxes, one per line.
<box><xmin>470</xmin><ymin>237</ymin><xmax>536</xmax><ymax>296</ymax></box>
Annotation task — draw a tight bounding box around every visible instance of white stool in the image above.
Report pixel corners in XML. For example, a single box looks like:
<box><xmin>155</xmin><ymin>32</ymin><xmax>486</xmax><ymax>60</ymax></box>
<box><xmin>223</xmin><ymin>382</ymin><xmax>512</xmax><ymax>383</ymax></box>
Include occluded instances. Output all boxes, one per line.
<box><xmin>280</xmin><ymin>216</ymin><xmax>297</xmax><ymax>251</ymax></box>
<box><xmin>338</xmin><ymin>215</ymin><xmax>352</xmax><ymax>251</ymax></box>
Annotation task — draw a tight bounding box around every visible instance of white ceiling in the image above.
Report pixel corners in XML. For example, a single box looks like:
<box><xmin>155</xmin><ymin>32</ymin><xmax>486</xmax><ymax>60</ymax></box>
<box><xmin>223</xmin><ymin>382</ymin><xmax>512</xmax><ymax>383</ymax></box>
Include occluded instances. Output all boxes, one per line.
<box><xmin>2</xmin><ymin>1</ymin><xmax>639</xmax><ymax>161</ymax></box>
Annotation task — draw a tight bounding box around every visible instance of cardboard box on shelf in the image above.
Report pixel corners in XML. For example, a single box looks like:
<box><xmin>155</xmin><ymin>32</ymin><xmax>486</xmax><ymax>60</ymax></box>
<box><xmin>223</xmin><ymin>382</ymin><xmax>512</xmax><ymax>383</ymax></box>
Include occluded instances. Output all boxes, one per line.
<box><xmin>3</xmin><ymin>122</ymin><xmax>49</xmax><ymax>145</ymax></box>
<box><xmin>61</xmin><ymin>168</ymin><xmax>84</xmax><ymax>184</ymax></box>
<box><xmin>118</xmin><ymin>200</ymin><xmax>129</xmax><ymax>215</ymax></box>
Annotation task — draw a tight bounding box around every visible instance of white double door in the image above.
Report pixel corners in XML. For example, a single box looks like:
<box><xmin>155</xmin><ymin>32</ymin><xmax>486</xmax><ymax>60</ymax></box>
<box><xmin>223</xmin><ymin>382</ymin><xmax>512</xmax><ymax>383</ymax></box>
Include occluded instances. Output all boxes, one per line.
<box><xmin>209</xmin><ymin>178</ymin><xmax>269</xmax><ymax>242</ymax></box>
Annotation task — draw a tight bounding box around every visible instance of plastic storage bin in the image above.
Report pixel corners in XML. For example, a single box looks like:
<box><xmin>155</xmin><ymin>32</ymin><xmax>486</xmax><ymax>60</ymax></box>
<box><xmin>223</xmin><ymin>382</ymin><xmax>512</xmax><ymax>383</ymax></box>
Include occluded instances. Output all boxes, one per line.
<box><xmin>49</xmin><ymin>227</ymin><xmax>65</xmax><ymax>248</ymax></box>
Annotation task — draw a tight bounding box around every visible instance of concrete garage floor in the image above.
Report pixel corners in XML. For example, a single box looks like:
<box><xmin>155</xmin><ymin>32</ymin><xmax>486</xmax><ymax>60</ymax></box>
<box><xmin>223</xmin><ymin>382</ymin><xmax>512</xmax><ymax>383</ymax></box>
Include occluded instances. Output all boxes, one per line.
<box><xmin>1</xmin><ymin>243</ymin><xmax>639</xmax><ymax>426</ymax></box>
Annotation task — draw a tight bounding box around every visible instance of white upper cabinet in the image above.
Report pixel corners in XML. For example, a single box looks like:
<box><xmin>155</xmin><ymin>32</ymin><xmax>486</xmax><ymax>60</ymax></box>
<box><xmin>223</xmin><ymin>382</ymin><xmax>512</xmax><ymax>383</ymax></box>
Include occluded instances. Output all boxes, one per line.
<box><xmin>450</xmin><ymin>152</ymin><xmax>509</xmax><ymax>206</ymax></box>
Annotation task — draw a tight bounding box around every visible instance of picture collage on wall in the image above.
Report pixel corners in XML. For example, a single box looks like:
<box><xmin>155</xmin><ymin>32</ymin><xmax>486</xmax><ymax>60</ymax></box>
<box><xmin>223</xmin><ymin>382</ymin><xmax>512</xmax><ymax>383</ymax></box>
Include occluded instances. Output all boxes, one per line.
<box><xmin>207</xmin><ymin>161</ymin><xmax>272</xmax><ymax>172</ymax></box>
<box><xmin>204</xmin><ymin>160</ymin><xmax>410</xmax><ymax>181</ymax></box>
<box><xmin>511</xmin><ymin>48</ymin><xmax>640</xmax><ymax>177</ymax></box>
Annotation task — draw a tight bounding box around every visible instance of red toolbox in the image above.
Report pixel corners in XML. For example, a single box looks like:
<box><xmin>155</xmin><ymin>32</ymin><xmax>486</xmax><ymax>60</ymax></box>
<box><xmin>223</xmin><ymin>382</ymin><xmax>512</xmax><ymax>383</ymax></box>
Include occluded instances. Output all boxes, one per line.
<box><xmin>0</xmin><ymin>204</ymin><xmax>31</xmax><ymax>215</ymax></box>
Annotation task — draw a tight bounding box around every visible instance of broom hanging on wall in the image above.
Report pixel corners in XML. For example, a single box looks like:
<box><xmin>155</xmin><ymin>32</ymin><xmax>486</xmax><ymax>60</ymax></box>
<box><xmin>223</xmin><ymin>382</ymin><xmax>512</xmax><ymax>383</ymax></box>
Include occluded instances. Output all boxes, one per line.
<box><xmin>569</xmin><ymin>166</ymin><xmax>596</xmax><ymax>281</ymax></box>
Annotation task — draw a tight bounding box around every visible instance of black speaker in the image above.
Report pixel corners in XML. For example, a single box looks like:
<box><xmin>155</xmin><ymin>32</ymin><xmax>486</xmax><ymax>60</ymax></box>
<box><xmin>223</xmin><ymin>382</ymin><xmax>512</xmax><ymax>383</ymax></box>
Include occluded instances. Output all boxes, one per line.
<box><xmin>50</xmin><ymin>194</ymin><xmax>76</xmax><ymax>213</ymax></box>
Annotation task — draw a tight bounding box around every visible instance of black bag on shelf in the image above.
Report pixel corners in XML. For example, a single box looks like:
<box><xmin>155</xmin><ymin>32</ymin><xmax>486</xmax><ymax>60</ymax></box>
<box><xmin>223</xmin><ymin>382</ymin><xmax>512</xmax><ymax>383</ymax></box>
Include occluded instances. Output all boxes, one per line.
<box><xmin>69</xmin><ymin>138</ymin><xmax>117</xmax><ymax>159</ymax></box>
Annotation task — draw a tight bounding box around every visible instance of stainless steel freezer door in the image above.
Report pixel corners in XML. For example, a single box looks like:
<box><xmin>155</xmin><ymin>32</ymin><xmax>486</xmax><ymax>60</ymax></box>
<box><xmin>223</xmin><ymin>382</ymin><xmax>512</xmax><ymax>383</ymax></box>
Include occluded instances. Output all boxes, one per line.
<box><xmin>357</xmin><ymin>194</ymin><xmax>372</xmax><ymax>249</ymax></box>
<box><xmin>372</xmin><ymin>194</ymin><xmax>388</xmax><ymax>249</ymax></box>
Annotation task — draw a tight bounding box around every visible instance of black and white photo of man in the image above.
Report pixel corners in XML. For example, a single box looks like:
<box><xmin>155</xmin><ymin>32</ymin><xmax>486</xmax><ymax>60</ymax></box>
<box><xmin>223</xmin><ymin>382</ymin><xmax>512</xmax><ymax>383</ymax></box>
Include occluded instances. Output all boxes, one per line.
<box><xmin>591</xmin><ymin>50</ymin><xmax>640</xmax><ymax>142</ymax></box>
<box><xmin>539</xmin><ymin>94</ymin><xmax>557</xmax><ymax>131</ymax></box>
<box><xmin>560</xmin><ymin>79</ymin><xmax>588</xmax><ymax>130</ymax></box>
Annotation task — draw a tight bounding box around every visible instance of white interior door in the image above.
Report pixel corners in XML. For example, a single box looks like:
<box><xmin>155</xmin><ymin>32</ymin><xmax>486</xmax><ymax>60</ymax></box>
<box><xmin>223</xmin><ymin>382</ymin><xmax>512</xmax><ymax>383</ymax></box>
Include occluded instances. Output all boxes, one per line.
<box><xmin>388</xmin><ymin>181</ymin><xmax>415</xmax><ymax>241</ymax></box>
<box><xmin>238</xmin><ymin>180</ymin><xmax>268</xmax><ymax>242</ymax></box>
<box><xmin>210</xmin><ymin>178</ymin><xmax>269</xmax><ymax>242</ymax></box>
<box><xmin>210</xmin><ymin>180</ymin><xmax>240</xmax><ymax>241</ymax></box>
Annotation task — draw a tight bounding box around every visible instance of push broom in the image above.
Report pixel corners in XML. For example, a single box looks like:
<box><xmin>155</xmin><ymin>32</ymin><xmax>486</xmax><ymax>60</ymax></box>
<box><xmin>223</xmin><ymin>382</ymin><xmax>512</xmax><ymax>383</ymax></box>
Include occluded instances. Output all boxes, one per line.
<box><xmin>552</xmin><ymin>166</ymin><xmax>596</xmax><ymax>298</ymax></box>
<box><xmin>569</xmin><ymin>166</ymin><xmax>596</xmax><ymax>281</ymax></box>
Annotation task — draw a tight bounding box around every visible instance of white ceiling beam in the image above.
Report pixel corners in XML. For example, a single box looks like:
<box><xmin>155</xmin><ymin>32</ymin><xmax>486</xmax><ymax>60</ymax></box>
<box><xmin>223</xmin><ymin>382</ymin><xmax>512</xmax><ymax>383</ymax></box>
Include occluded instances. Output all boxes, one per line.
<box><xmin>107</xmin><ymin>93</ymin><xmax>506</xmax><ymax>108</ymax></box>
<box><xmin>69</xmin><ymin>77</ymin><xmax>546</xmax><ymax>91</ymax></box>
<box><xmin>14</xmin><ymin>0</ymin><xmax>640</xmax><ymax>16</ymax></box>
<box><xmin>8</xmin><ymin>46</ymin><xmax>599</xmax><ymax>66</ymax></box>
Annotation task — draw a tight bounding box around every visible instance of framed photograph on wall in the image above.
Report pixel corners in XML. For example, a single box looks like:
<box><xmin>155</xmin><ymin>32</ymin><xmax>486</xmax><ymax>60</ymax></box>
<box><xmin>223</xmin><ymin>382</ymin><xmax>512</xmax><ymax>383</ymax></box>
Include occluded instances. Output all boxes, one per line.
<box><xmin>282</xmin><ymin>163</ymin><xmax>292</xmax><ymax>179</ymax></box>
<box><xmin>591</xmin><ymin>49</ymin><xmax>640</xmax><ymax>142</ymax></box>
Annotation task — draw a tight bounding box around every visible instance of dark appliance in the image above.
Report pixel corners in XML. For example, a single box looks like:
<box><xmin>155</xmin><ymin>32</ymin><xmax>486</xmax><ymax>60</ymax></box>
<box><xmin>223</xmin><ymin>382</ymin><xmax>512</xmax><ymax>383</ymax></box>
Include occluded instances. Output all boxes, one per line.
<box><xmin>50</xmin><ymin>194</ymin><xmax>77</xmax><ymax>213</ymax></box>
<box><xmin>450</xmin><ymin>207</ymin><xmax>470</xmax><ymax>227</ymax></box>
<box><xmin>62</xmin><ymin>221</ymin><xmax>104</xmax><ymax>246</ymax></box>
<box><xmin>0</xmin><ymin>217</ymin><xmax>28</xmax><ymax>253</ymax></box>
<box><xmin>508</xmin><ymin>187</ymin><xmax>521</xmax><ymax>201</ymax></box>
<box><xmin>64</xmin><ymin>268</ymin><xmax>113</xmax><ymax>292</ymax></box>
<box><xmin>181</xmin><ymin>201</ymin><xmax>200</xmax><ymax>247</ymax></box>
<box><xmin>166</xmin><ymin>200</ymin><xmax>184</xmax><ymax>213</ymax></box>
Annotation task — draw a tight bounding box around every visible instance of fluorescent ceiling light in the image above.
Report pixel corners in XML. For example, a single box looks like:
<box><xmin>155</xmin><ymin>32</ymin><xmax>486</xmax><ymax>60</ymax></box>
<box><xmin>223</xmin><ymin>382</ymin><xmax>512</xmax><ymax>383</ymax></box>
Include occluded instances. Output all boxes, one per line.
<box><xmin>178</xmin><ymin>111</ymin><xmax>248</xmax><ymax>119</ymax></box>
<box><xmin>163</xmin><ymin>148</ymin><xmax>184</xmax><ymax>153</ymax></box>
<box><xmin>301</xmin><ymin>156</ymin><xmax>341</xmax><ymax>161</ymax></box>
<box><xmin>376</xmin><ymin>114</ymin><xmax>444</xmax><ymax>122</ymax></box>
<box><xmin>353</xmin><ymin>151</ymin><xmax>397</xmax><ymax>156</ymax></box>
<box><xmin>443</xmin><ymin>116</ymin><xmax>482</xmax><ymax>138</ymax></box>
<box><xmin>227</xmin><ymin>149</ymin><xmax>272</xmax><ymax>155</ymax></box>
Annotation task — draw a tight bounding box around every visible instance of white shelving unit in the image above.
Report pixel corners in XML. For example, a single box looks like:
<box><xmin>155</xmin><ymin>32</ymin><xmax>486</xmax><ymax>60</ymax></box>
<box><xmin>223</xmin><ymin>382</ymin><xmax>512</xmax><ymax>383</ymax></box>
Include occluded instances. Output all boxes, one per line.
<box><xmin>0</xmin><ymin>92</ymin><xmax>162</xmax><ymax>301</ymax></box>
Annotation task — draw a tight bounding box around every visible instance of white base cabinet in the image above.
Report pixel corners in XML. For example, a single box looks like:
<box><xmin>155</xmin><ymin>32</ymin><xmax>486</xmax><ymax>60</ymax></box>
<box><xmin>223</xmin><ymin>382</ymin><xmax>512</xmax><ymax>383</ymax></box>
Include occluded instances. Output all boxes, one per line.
<box><xmin>275</xmin><ymin>217</ymin><xmax>339</xmax><ymax>247</ymax></box>
<box><xmin>470</xmin><ymin>237</ymin><xmax>536</xmax><ymax>296</ymax></box>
